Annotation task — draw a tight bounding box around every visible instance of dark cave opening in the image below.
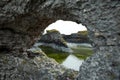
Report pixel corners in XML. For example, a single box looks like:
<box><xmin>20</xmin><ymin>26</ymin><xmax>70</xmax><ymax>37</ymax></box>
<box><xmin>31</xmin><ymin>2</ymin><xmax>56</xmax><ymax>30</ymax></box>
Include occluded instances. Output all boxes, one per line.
<box><xmin>0</xmin><ymin>45</ymin><xmax>11</xmax><ymax>53</ymax></box>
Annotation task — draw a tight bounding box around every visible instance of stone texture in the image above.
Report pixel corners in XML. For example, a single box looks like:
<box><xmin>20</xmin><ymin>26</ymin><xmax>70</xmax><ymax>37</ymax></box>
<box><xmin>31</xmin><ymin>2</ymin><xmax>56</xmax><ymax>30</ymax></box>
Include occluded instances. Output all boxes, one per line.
<box><xmin>0</xmin><ymin>49</ymin><xmax>64</xmax><ymax>80</ymax></box>
<box><xmin>0</xmin><ymin>48</ymin><xmax>77</xmax><ymax>80</ymax></box>
<box><xmin>37</xmin><ymin>29</ymin><xmax>73</xmax><ymax>53</ymax></box>
<box><xmin>39</xmin><ymin>29</ymin><xmax>68</xmax><ymax>47</ymax></box>
<box><xmin>76</xmin><ymin>46</ymin><xmax>120</xmax><ymax>80</ymax></box>
<box><xmin>0</xmin><ymin>0</ymin><xmax>120</xmax><ymax>80</ymax></box>
<box><xmin>62</xmin><ymin>33</ymin><xmax>89</xmax><ymax>43</ymax></box>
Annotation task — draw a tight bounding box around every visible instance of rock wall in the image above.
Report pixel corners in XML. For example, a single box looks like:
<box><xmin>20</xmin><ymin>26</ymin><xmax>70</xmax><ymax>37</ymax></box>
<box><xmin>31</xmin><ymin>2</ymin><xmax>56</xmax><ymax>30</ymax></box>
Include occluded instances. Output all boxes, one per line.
<box><xmin>0</xmin><ymin>0</ymin><xmax>120</xmax><ymax>80</ymax></box>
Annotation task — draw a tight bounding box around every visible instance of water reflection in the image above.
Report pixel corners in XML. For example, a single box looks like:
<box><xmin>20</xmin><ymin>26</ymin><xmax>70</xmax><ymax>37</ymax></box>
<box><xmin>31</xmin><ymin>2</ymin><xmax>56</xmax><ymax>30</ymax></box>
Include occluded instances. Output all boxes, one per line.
<box><xmin>61</xmin><ymin>54</ymin><xmax>83</xmax><ymax>71</ymax></box>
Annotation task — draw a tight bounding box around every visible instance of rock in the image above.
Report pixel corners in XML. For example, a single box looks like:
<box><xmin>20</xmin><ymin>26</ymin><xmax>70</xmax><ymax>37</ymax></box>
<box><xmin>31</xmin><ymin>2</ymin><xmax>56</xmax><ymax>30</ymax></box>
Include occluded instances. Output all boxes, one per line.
<box><xmin>62</xmin><ymin>31</ymin><xmax>89</xmax><ymax>43</ymax></box>
<box><xmin>58</xmin><ymin>69</ymin><xmax>78</xmax><ymax>80</ymax></box>
<box><xmin>76</xmin><ymin>46</ymin><xmax>120</xmax><ymax>80</ymax></box>
<box><xmin>0</xmin><ymin>48</ymin><xmax>77</xmax><ymax>80</ymax></box>
<box><xmin>0</xmin><ymin>49</ymin><xmax>64</xmax><ymax>80</ymax></box>
<box><xmin>0</xmin><ymin>0</ymin><xmax>120</xmax><ymax>80</ymax></box>
<box><xmin>38</xmin><ymin>29</ymin><xmax>73</xmax><ymax>53</ymax></box>
<box><xmin>40</xmin><ymin>29</ymin><xmax>68</xmax><ymax>47</ymax></box>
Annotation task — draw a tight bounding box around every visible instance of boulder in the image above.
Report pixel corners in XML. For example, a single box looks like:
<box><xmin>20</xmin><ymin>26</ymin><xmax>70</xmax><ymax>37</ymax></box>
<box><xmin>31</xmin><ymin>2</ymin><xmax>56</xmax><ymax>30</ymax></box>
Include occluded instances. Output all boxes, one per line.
<box><xmin>40</xmin><ymin>29</ymin><xmax>68</xmax><ymax>47</ymax></box>
<box><xmin>38</xmin><ymin>29</ymin><xmax>73</xmax><ymax>53</ymax></box>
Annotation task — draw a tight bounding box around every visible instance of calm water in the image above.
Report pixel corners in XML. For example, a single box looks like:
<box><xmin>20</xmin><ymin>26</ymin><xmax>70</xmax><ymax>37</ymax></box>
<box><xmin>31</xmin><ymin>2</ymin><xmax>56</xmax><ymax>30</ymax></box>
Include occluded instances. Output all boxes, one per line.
<box><xmin>67</xmin><ymin>43</ymin><xmax>92</xmax><ymax>48</ymax></box>
<box><xmin>61</xmin><ymin>54</ymin><xmax>83</xmax><ymax>71</ymax></box>
<box><xmin>33</xmin><ymin>42</ymin><xmax>92</xmax><ymax>71</ymax></box>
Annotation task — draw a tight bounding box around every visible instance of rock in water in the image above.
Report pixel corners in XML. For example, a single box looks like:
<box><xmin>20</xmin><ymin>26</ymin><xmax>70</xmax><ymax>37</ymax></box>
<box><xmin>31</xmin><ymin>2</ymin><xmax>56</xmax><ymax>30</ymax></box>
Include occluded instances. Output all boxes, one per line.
<box><xmin>38</xmin><ymin>29</ymin><xmax>73</xmax><ymax>53</ymax></box>
<box><xmin>40</xmin><ymin>29</ymin><xmax>67</xmax><ymax>47</ymax></box>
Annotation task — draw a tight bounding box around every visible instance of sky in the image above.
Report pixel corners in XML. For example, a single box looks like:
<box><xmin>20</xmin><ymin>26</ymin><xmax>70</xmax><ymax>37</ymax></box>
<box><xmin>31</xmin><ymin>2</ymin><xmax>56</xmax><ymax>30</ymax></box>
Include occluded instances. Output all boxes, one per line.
<box><xmin>44</xmin><ymin>20</ymin><xmax>87</xmax><ymax>35</ymax></box>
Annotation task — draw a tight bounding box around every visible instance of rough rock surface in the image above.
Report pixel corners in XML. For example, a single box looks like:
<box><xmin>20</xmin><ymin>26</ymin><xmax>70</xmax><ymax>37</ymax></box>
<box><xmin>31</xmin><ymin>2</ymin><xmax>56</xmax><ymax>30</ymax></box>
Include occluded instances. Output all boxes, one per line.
<box><xmin>0</xmin><ymin>48</ymin><xmax>77</xmax><ymax>80</ymax></box>
<box><xmin>0</xmin><ymin>52</ymin><xmax>63</xmax><ymax>80</ymax></box>
<box><xmin>38</xmin><ymin>29</ymin><xmax>73</xmax><ymax>53</ymax></box>
<box><xmin>0</xmin><ymin>0</ymin><xmax>120</xmax><ymax>80</ymax></box>
<box><xmin>62</xmin><ymin>33</ymin><xmax>89</xmax><ymax>43</ymax></box>
<box><xmin>39</xmin><ymin>30</ymin><xmax>68</xmax><ymax>48</ymax></box>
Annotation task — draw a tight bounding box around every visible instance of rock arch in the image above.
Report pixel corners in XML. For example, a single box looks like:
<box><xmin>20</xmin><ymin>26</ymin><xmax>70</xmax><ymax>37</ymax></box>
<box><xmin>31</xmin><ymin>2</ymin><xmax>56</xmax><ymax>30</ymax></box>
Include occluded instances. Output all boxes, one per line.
<box><xmin>0</xmin><ymin>0</ymin><xmax>120</xmax><ymax>80</ymax></box>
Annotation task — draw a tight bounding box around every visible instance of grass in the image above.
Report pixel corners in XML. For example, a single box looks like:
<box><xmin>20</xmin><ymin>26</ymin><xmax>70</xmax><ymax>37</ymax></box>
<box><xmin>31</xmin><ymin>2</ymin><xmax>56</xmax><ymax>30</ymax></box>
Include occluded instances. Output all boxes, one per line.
<box><xmin>40</xmin><ymin>45</ymin><xmax>93</xmax><ymax>63</ymax></box>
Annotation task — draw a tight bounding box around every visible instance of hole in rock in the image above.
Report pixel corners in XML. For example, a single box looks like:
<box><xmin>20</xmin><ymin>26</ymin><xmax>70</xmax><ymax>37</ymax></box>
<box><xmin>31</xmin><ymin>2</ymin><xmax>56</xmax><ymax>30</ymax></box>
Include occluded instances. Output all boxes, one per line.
<box><xmin>118</xmin><ymin>33</ymin><xmax>120</xmax><ymax>36</ymax></box>
<box><xmin>0</xmin><ymin>45</ymin><xmax>11</xmax><ymax>53</ymax></box>
<box><xmin>34</xmin><ymin>20</ymin><xmax>94</xmax><ymax>71</ymax></box>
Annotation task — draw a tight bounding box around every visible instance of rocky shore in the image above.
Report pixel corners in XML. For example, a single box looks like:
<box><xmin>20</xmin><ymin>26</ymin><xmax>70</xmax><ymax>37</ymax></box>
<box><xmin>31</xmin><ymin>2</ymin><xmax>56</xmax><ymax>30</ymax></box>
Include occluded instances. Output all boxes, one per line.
<box><xmin>62</xmin><ymin>31</ymin><xmax>90</xmax><ymax>43</ymax></box>
<box><xmin>38</xmin><ymin>29</ymin><xmax>73</xmax><ymax>53</ymax></box>
<box><xmin>38</xmin><ymin>30</ymin><xmax>90</xmax><ymax>53</ymax></box>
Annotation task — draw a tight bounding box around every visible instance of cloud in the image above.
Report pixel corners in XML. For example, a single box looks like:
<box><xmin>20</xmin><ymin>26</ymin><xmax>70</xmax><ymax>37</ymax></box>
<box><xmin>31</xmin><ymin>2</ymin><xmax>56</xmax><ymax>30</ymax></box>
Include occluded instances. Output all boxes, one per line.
<box><xmin>44</xmin><ymin>20</ymin><xmax>87</xmax><ymax>35</ymax></box>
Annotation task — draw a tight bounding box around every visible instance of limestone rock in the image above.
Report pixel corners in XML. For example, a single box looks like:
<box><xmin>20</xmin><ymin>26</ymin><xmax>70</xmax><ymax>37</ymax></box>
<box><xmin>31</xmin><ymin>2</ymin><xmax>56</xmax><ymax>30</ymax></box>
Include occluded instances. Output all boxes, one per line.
<box><xmin>0</xmin><ymin>53</ymin><xmax>60</xmax><ymax>80</ymax></box>
<box><xmin>62</xmin><ymin>31</ymin><xmax>89</xmax><ymax>43</ymax></box>
<box><xmin>37</xmin><ymin>29</ymin><xmax>73</xmax><ymax>53</ymax></box>
<box><xmin>39</xmin><ymin>29</ymin><xmax>68</xmax><ymax>47</ymax></box>
<box><xmin>0</xmin><ymin>0</ymin><xmax>120</xmax><ymax>80</ymax></box>
<box><xmin>0</xmin><ymin>49</ymin><xmax>77</xmax><ymax>80</ymax></box>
